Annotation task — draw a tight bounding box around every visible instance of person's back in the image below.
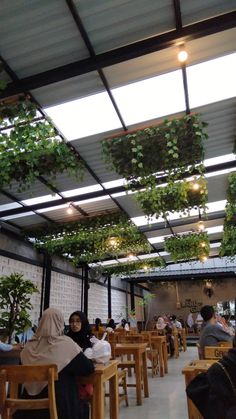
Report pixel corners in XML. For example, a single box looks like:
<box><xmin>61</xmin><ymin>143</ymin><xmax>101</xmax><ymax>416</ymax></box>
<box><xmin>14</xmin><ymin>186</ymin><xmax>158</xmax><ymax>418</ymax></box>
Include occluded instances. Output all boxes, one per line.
<box><xmin>199</xmin><ymin>305</ymin><xmax>232</xmax><ymax>358</ymax></box>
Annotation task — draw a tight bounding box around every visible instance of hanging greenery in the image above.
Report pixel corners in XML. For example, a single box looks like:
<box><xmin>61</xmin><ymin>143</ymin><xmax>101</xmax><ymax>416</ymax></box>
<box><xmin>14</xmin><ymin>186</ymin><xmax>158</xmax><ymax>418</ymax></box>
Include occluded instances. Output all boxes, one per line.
<box><xmin>164</xmin><ymin>232</ymin><xmax>210</xmax><ymax>262</ymax></box>
<box><xmin>102</xmin><ymin>113</ymin><xmax>208</xmax><ymax>188</ymax></box>
<box><xmin>0</xmin><ymin>98</ymin><xmax>85</xmax><ymax>191</ymax></box>
<box><xmin>102</xmin><ymin>257</ymin><xmax>165</xmax><ymax>276</ymax></box>
<box><xmin>135</xmin><ymin>177</ymin><xmax>208</xmax><ymax>218</ymax></box>
<box><xmin>26</xmin><ymin>212</ymin><xmax>152</xmax><ymax>264</ymax></box>
<box><xmin>220</xmin><ymin>172</ymin><xmax>236</xmax><ymax>258</ymax></box>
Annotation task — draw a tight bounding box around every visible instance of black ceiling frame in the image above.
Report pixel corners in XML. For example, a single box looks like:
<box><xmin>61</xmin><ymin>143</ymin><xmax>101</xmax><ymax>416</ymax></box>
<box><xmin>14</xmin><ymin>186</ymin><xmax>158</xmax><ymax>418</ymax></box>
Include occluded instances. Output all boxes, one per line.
<box><xmin>123</xmin><ymin>270</ymin><xmax>236</xmax><ymax>284</ymax></box>
<box><xmin>0</xmin><ymin>11</ymin><xmax>235</xmax><ymax>98</ymax></box>
<box><xmin>1</xmin><ymin>158</ymin><xmax>235</xmax><ymax>218</ymax></box>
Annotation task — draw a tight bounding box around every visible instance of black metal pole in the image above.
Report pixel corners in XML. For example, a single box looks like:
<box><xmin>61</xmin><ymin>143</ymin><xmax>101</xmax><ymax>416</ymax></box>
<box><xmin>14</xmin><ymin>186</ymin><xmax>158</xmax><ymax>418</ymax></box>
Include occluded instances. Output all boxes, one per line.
<box><xmin>83</xmin><ymin>264</ymin><xmax>89</xmax><ymax>317</ymax></box>
<box><xmin>39</xmin><ymin>252</ymin><xmax>46</xmax><ymax>317</ymax></box>
<box><xmin>130</xmin><ymin>282</ymin><xmax>135</xmax><ymax>311</ymax></box>
<box><xmin>43</xmin><ymin>253</ymin><xmax>52</xmax><ymax>311</ymax></box>
<box><xmin>107</xmin><ymin>275</ymin><xmax>112</xmax><ymax>319</ymax></box>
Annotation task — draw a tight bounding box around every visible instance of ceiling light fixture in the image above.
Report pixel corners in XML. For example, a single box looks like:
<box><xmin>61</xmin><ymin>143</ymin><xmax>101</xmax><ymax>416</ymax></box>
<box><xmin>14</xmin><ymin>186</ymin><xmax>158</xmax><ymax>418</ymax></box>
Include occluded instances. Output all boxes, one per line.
<box><xmin>177</xmin><ymin>47</ymin><xmax>188</xmax><ymax>63</ymax></box>
<box><xmin>67</xmin><ymin>203</ymin><xmax>73</xmax><ymax>214</ymax></box>
<box><xmin>197</xmin><ymin>220</ymin><xmax>205</xmax><ymax>232</ymax></box>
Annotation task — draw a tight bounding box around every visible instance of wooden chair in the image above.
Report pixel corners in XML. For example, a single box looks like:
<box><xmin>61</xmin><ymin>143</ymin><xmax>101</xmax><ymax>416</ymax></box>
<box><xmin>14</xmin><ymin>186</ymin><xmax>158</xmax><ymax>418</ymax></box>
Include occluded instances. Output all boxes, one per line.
<box><xmin>0</xmin><ymin>364</ymin><xmax>58</xmax><ymax>419</ymax></box>
<box><xmin>204</xmin><ymin>346</ymin><xmax>230</xmax><ymax>359</ymax></box>
<box><xmin>141</xmin><ymin>332</ymin><xmax>159</xmax><ymax>377</ymax></box>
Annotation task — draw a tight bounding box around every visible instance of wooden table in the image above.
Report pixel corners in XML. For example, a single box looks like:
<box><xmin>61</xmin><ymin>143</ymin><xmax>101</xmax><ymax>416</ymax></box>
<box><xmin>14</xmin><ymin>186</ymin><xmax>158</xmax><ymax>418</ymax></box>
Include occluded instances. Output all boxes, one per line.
<box><xmin>151</xmin><ymin>336</ymin><xmax>168</xmax><ymax>376</ymax></box>
<box><xmin>179</xmin><ymin>328</ymin><xmax>187</xmax><ymax>351</ymax></box>
<box><xmin>182</xmin><ymin>359</ymin><xmax>216</xmax><ymax>419</ymax></box>
<box><xmin>78</xmin><ymin>360</ymin><xmax>119</xmax><ymax>419</ymax></box>
<box><xmin>114</xmin><ymin>342</ymin><xmax>149</xmax><ymax>405</ymax></box>
<box><xmin>0</xmin><ymin>348</ymin><xmax>21</xmax><ymax>365</ymax></box>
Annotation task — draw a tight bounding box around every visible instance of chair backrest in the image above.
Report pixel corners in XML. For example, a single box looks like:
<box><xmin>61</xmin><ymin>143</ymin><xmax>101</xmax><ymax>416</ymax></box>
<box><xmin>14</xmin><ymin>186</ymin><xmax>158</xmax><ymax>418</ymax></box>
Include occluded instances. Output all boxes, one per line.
<box><xmin>204</xmin><ymin>346</ymin><xmax>230</xmax><ymax>359</ymax></box>
<box><xmin>118</xmin><ymin>334</ymin><xmax>144</xmax><ymax>343</ymax></box>
<box><xmin>0</xmin><ymin>364</ymin><xmax>58</xmax><ymax>419</ymax></box>
<box><xmin>218</xmin><ymin>341</ymin><xmax>233</xmax><ymax>348</ymax></box>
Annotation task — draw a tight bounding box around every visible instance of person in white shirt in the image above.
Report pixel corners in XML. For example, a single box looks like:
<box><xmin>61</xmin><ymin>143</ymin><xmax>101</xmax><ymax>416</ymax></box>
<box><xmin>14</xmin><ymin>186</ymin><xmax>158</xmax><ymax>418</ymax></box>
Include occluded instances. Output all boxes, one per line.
<box><xmin>116</xmin><ymin>318</ymin><xmax>129</xmax><ymax>331</ymax></box>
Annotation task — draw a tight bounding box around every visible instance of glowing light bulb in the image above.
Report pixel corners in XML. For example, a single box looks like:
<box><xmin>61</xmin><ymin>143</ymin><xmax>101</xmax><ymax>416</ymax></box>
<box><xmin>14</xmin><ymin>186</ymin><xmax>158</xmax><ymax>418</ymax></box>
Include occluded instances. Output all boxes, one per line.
<box><xmin>197</xmin><ymin>221</ymin><xmax>205</xmax><ymax>232</ymax></box>
<box><xmin>178</xmin><ymin>49</ymin><xmax>188</xmax><ymax>63</ymax></box>
<box><xmin>200</xmin><ymin>241</ymin><xmax>206</xmax><ymax>248</ymax></box>
<box><xmin>200</xmin><ymin>255</ymin><xmax>208</xmax><ymax>262</ymax></box>
<box><xmin>127</xmin><ymin>253</ymin><xmax>134</xmax><ymax>260</ymax></box>
<box><xmin>67</xmin><ymin>204</ymin><xmax>73</xmax><ymax>214</ymax></box>
<box><xmin>143</xmin><ymin>265</ymin><xmax>148</xmax><ymax>271</ymax></box>
<box><xmin>192</xmin><ymin>181</ymin><xmax>200</xmax><ymax>191</ymax></box>
<box><xmin>108</xmin><ymin>237</ymin><xmax>117</xmax><ymax>247</ymax></box>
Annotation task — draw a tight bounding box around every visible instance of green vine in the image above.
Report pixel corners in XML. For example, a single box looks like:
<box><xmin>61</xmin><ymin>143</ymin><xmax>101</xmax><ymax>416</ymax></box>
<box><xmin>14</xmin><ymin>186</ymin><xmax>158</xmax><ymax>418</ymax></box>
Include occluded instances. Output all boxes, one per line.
<box><xmin>103</xmin><ymin>257</ymin><xmax>165</xmax><ymax>276</ymax></box>
<box><xmin>220</xmin><ymin>172</ymin><xmax>236</xmax><ymax>257</ymax></box>
<box><xmin>102</xmin><ymin>114</ymin><xmax>208</xmax><ymax>188</ymax></box>
<box><xmin>135</xmin><ymin>177</ymin><xmax>208</xmax><ymax>218</ymax></box>
<box><xmin>26</xmin><ymin>212</ymin><xmax>152</xmax><ymax>264</ymax></box>
<box><xmin>164</xmin><ymin>232</ymin><xmax>210</xmax><ymax>262</ymax></box>
<box><xmin>0</xmin><ymin>98</ymin><xmax>84</xmax><ymax>191</ymax></box>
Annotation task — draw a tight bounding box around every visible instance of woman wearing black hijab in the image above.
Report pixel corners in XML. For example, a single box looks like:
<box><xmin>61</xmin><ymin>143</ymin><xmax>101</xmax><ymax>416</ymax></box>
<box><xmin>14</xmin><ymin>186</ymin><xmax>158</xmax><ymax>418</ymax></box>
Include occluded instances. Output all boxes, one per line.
<box><xmin>187</xmin><ymin>337</ymin><xmax>236</xmax><ymax>419</ymax></box>
<box><xmin>67</xmin><ymin>311</ymin><xmax>93</xmax><ymax>351</ymax></box>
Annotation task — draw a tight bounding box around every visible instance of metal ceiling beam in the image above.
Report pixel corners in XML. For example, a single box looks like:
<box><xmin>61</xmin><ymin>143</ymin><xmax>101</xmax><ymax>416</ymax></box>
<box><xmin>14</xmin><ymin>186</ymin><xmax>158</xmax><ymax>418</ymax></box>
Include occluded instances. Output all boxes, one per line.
<box><xmin>65</xmin><ymin>0</ymin><xmax>127</xmax><ymax>131</ymax></box>
<box><xmin>0</xmin><ymin>159</ymin><xmax>235</xmax><ymax>218</ymax></box>
<box><xmin>0</xmin><ymin>11</ymin><xmax>235</xmax><ymax>98</ymax></box>
<box><xmin>123</xmin><ymin>270</ymin><xmax>236</xmax><ymax>283</ymax></box>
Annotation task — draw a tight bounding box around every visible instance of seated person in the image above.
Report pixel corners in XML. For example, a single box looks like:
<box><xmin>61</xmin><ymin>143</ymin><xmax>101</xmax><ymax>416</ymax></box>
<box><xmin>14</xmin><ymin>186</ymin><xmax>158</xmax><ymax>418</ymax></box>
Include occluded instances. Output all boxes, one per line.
<box><xmin>92</xmin><ymin>317</ymin><xmax>105</xmax><ymax>333</ymax></box>
<box><xmin>13</xmin><ymin>307</ymin><xmax>94</xmax><ymax>419</ymax></box>
<box><xmin>116</xmin><ymin>318</ymin><xmax>129</xmax><ymax>331</ymax></box>
<box><xmin>187</xmin><ymin>335</ymin><xmax>236</xmax><ymax>419</ymax></box>
<box><xmin>67</xmin><ymin>310</ymin><xmax>93</xmax><ymax>351</ymax></box>
<box><xmin>0</xmin><ymin>340</ymin><xmax>22</xmax><ymax>351</ymax></box>
<box><xmin>199</xmin><ymin>305</ymin><xmax>233</xmax><ymax>359</ymax></box>
<box><xmin>106</xmin><ymin>318</ymin><xmax>116</xmax><ymax>333</ymax></box>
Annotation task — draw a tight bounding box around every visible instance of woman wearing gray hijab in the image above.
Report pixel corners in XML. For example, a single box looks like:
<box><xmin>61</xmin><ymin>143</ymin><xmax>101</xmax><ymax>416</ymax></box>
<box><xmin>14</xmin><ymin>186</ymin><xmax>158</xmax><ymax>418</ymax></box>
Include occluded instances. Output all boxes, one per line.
<box><xmin>13</xmin><ymin>307</ymin><xmax>94</xmax><ymax>419</ymax></box>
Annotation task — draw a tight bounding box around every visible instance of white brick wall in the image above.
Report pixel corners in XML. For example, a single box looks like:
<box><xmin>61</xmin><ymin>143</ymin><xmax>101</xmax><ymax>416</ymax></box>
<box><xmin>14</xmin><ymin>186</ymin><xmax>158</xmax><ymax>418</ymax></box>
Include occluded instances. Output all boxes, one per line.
<box><xmin>87</xmin><ymin>283</ymin><xmax>108</xmax><ymax>323</ymax></box>
<box><xmin>111</xmin><ymin>289</ymin><xmax>128</xmax><ymax>322</ymax></box>
<box><xmin>50</xmin><ymin>271</ymin><xmax>82</xmax><ymax>323</ymax></box>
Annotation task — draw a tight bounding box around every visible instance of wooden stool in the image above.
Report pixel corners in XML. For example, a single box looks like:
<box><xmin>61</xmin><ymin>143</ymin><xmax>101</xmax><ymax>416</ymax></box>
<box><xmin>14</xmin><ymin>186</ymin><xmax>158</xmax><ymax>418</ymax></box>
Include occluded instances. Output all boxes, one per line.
<box><xmin>0</xmin><ymin>364</ymin><xmax>58</xmax><ymax>419</ymax></box>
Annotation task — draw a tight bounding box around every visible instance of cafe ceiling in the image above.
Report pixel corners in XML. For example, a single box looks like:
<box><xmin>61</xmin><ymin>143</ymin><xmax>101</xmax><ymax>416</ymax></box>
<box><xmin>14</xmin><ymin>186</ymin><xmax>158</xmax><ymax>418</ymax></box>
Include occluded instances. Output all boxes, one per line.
<box><xmin>0</xmin><ymin>0</ymin><xmax>236</xmax><ymax>270</ymax></box>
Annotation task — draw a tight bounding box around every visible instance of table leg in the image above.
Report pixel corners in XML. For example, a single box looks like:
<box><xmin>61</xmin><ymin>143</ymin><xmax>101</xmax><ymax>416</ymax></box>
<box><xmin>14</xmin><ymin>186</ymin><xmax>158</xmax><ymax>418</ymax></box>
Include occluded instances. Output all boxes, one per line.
<box><xmin>109</xmin><ymin>371</ymin><xmax>119</xmax><ymax>419</ymax></box>
<box><xmin>92</xmin><ymin>376</ymin><xmax>104</xmax><ymax>419</ymax></box>
<box><xmin>142</xmin><ymin>351</ymin><xmax>149</xmax><ymax>398</ymax></box>
<box><xmin>135</xmin><ymin>352</ymin><xmax>142</xmax><ymax>405</ymax></box>
<box><xmin>163</xmin><ymin>342</ymin><xmax>168</xmax><ymax>374</ymax></box>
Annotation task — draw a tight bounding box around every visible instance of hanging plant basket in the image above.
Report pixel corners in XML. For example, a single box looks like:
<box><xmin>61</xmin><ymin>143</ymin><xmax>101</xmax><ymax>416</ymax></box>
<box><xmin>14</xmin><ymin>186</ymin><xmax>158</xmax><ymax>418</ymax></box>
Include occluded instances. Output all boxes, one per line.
<box><xmin>102</xmin><ymin>257</ymin><xmax>166</xmax><ymax>276</ymax></box>
<box><xmin>0</xmin><ymin>98</ymin><xmax>84</xmax><ymax>191</ymax></box>
<box><xmin>164</xmin><ymin>232</ymin><xmax>210</xmax><ymax>262</ymax></box>
<box><xmin>135</xmin><ymin>177</ymin><xmax>208</xmax><ymax>218</ymax></box>
<box><xmin>26</xmin><ymin>212</ymin><xmax>152</xmax><ymax>264</ymax></box>
<box><xmin>102</xmin><ymin>114</ymin><xmax>208</xmax><ymax>187</ymax></box>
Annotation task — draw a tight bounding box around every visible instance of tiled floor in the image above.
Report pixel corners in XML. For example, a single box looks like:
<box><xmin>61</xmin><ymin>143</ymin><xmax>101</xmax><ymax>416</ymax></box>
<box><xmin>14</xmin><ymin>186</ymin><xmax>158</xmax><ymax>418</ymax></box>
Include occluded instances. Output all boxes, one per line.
<box><xmin>110</xmin><ymin>346</ymin><xmax>198</xmax><ymax>419</ymax></box>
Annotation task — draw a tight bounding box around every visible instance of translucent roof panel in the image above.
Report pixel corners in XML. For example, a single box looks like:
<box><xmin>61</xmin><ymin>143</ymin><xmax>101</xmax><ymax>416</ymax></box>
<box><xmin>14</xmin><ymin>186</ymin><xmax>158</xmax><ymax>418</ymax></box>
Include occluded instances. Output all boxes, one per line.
<box><xmin>44</xmin><ymin>91</ymin><xmax>122</xmax><ymax>141</ymax></box>
<box><xmin>111</xmin><ymin>69</ymin><xmax>186</xmax><ymax>125</ymax></box>
<box><xmin>188</xmin><ymin>53</ymin><xmax>236</xmax><ymax>108</ymax></box>
<box><xmin>148</xmin><ymin>225</ymin><xmax>223</xmax><ymax>244</ymax></box>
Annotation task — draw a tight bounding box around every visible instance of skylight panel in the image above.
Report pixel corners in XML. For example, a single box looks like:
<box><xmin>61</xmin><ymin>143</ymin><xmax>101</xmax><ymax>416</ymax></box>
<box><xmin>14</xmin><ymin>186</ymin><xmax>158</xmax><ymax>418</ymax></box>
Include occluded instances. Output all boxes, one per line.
<box><xmin>74</xmin><ymin>196</ymin><xmax>110</xmax><ymax>205</ymax></box>
<box><xmin>22</xmin><ymin>194</ymin><xmax>61</xmax><ymax>206</ymax></box>
<box><xmin>62</xmin><ymin>184</ymin><xmax>103</xmax><ymax>198</ymax></box>
<box><xmin>111</xmin><ymin>69</ymin><xmax>185</xmax><ymax>125</ymax></box>
<box><xmin>148</xmin><ymin>225</ymin><xmax>223</xmax><ymax>244</ymax></box>
<box><xmin>131</xmin><ymin>200</ymin><xmax>227</xmax><ymax>227</ymax></box>
<box><xmin>1</xmin><ymin>212</ymin><xmax>35</xmax><ymax>220</ymax></box>
<box><xmin>37</xmin><ymin>204</ymin><xmax>68</xmax><ymax>213</ymax></box>
<box><xmin>44</xmin><ymin>92</ymin><xmax>122</xmax><ymax>141</ymax></box>
<box><xmin>188</xmin><ymin>53</ymin><xmax>236</xmax><ymax>108</ymax></box>
<box><xmin>0</xmin><ymin>203</ymin><xmax>22</xmax><ymax>211</ymax></box>
<box><xmin>204</xmin><ymin>153</ymin><xmax>235</xmax><ymax>167</ymax></box>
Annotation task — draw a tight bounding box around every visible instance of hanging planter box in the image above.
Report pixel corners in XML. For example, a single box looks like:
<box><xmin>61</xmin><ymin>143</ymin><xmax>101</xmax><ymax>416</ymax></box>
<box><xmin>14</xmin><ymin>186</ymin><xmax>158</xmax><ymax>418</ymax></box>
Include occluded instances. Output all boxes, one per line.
<box><xmin>102</xmin><ymin>114</ymin><xmax>208</xmax><ymax>185</ymax></box>
<box><xmin>103</xmin><ymin>257</ymin><xmax>166</xmax><ymax>276</ymax></box>
<box><xmin>134</xmin><ymin>177</ymin><xmax>208</xmax><ymax>218</ymax></box>
<box><xmin>164</xmin><ymin>232</ymin><xmax>210</xmax><ymax>262</ymax></box>
<box><xmin>28</xmin><ymin>212</ymin><xmax>152</xmax><ymax>264</ymax></box>
<box><xmin>0</xmin><ymin>98</ymin><xmax>84</xmax><ymax>191</ymax></box>
<box><xmin>135</xmin><ymin>177</ymin><xmax>208</xmax><ymax>218</ymax></box>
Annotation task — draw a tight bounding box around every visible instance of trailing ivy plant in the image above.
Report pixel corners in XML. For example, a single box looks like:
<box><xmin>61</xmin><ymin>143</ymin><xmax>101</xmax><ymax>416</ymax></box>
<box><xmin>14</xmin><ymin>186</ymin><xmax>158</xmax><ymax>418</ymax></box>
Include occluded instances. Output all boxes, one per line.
<box><xmin>164</xmin><ymin>232</ymin><xmax>210</xmax><ymax>262</ymax></box>
<box><xmin>0</xmin><ymin>98</ymin><xmax>84</xmax><ymax>191</ymax></box>
<box><xmin>102</xmin><ymin>257</ymin><xmax>166</xmax><ymax>276</ymax></box>
<box><xmin>220</xmin><ymin>172</ymin><xmax>236</xmax><ymax>258</ymax></box>
<box><xmin>135</xmin><ymin>177</ymin><xmax>208</xmax><ymax>219</ymax></box>
<box><xmin>102</xmin><ymin>113</ymin><xmax>208</xmax><ymax>188</ymax></box>
<box><xmin>26</xmin><ymin>212</ymin><xmax>152</xmax><ymax>264</ymax></box>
